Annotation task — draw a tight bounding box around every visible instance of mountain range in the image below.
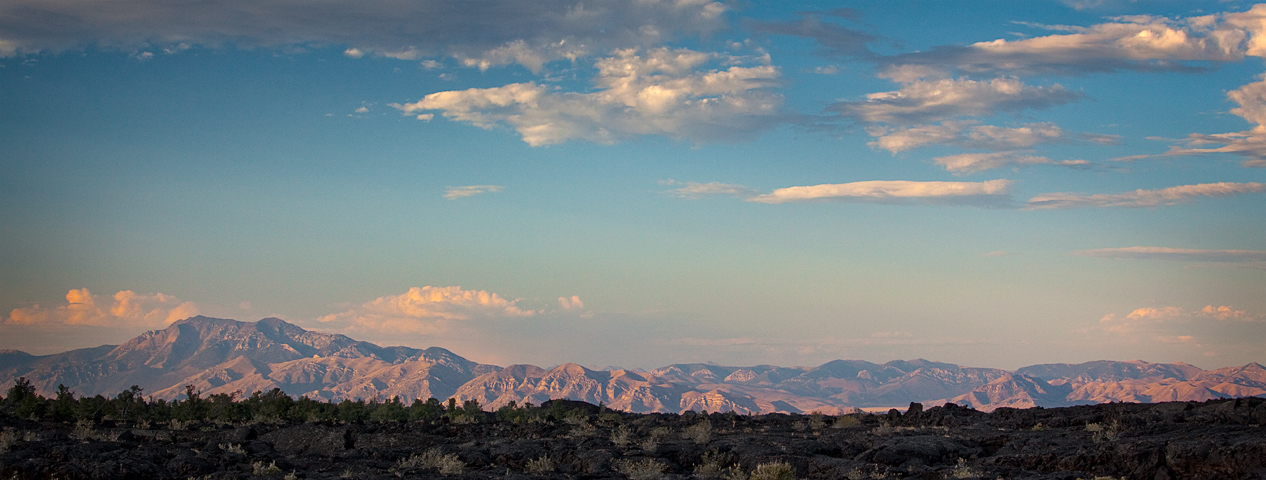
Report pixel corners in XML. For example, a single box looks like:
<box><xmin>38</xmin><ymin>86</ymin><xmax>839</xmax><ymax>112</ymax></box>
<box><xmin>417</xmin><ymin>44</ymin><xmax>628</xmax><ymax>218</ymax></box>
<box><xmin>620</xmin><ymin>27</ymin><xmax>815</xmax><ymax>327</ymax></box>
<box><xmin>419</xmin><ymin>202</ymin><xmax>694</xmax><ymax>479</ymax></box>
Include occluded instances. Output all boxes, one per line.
<box><xmin>2</xmin><ymin>316</ymin><xmax>1263</xmax><ymax>413</ymax></box>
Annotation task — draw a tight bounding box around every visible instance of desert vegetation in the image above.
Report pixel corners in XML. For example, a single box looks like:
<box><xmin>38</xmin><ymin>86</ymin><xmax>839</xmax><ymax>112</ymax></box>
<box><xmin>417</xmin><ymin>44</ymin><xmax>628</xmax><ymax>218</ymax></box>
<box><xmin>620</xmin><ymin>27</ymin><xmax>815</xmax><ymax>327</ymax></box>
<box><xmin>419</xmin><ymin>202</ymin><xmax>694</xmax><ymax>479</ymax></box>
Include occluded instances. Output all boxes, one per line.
<box><xmin>1</xmin><ymin>378</ymin><xmax>1264</xmax><ymax>479</ymax></box>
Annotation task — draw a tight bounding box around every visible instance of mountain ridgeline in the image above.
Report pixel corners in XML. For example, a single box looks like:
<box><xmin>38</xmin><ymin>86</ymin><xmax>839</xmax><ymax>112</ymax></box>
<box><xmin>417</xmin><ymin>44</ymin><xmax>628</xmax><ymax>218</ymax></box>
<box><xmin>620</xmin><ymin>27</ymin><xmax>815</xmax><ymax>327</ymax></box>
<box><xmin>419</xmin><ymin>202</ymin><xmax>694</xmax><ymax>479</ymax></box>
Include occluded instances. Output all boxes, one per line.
<box><xmin>2</xmin><ymin>317</ymin><xmax>1263</xmax><ymax>412</ymax></box>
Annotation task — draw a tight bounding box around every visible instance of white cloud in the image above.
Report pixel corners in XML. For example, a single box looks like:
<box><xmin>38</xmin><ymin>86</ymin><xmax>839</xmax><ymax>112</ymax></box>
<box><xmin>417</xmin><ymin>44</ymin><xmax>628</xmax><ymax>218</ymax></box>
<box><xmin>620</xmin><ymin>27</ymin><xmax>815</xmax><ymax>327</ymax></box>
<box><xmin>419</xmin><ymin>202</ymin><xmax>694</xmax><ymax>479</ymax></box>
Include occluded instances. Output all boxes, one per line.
<box><xmin>882</xmin><ymin>9</ymin><xmax>1261</xmax><ymax>77</ymax></box>
<box><xmin>443</xmin><ymin>185</ymin><xmax>504</xmax><ymax>200</ymax></box>
<box><xmin>1073</xmin><ymin>246</ymin><xmax>1266</xmax><ymax>264</ymax></box>
<box><xmin>6</xmin><ymin>288</ymin><xmax>197</xmax><ymax>328</ymax></box>
<box><xmin>832</xmin><ymin>77</ymin><xmax>1081</xmax><ymax>125</ymax></box>
<box><xmin>1098</xmin><ymin>305</ymin><xmax>1259</xmax><ymax>335</ymax></box>
<box><xmin>317</xmin><ymin>286</ymin><xmax>536</xmax><ymax>335</ymax></box>
<box><xmin>934</xmin><ymin>152</ymin><xmax>1088</xmax><ymax>174</ymax></box>
<box><xmin>1162</xmin><ymin>74</ymin><xmax>1266</xmax><ymax>166</ymax></box>
<box><xmin>665</xmin><ymin>181</ymin><xmax>760</xmax><ymax>199</ymax></box>
<box><xmin>558</xmin><ymin>295</ymin><xmax>584</xmax><ymax>310</ymax></box>
<box><xmin>0</xmin><ymin>0</ymin><xmax>729</xmax><ymax>71</ymax></box>
<box><xmin>749</xmin><ymin>179</ymin><xmax>1012</xmax><ymax>205</ymax></box>
<box><xmin>1025</xmin><ymin>182</ymin><xmax>1266</xmax><ymax>209</ymax></box>
<box><xmin>869</xmin><ymin>121</ymin><xmax>1068</xmax><ymax>153</ymax></box>
<box><xmin>393</xmin><ymin>48</ymin><xmax>782</xmax><ymax>145</ymax></box>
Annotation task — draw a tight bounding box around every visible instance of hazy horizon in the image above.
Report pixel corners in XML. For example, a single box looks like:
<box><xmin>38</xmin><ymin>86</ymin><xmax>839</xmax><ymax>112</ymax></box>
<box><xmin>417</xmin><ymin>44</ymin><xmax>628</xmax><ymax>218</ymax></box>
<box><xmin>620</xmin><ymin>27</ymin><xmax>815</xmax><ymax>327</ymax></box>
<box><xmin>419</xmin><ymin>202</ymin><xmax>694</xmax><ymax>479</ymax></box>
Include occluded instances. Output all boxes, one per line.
<box><xmin>3</xmin><ymin>0</ymin><xmax>1264</xmax><ymax>371</ymax></box>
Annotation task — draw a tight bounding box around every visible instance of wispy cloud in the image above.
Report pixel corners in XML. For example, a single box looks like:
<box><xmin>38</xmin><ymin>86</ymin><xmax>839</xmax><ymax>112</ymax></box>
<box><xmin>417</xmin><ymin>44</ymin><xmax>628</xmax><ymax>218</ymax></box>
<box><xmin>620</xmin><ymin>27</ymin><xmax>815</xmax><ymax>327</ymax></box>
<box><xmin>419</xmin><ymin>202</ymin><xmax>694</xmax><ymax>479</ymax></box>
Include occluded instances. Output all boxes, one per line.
<box><xmin>394</xmin><ymin>48</ymin><xmax>783</xmax><ymax>145</ymax></box>
<box><xmin>748</xmin><ymin>12</ymin><xmax>875</xmax><ymax>58</ymax></box>
<box><xmin>830</xmin><ymin>77</ymin><xmax>1080</xmax><ymax>125</ymax></box>
<box><xmin>1025</xmin><ymin>182</ymin><xmax>1265</xmax><ymax>209</ymax></box>
<box><xmin>934</xmin><ymin>152</ymin><xmax>1089</xmax><ymax>174</ymax></box>
<box><xmin>870</xmin><ymin>121</ymin><xmax>1070</xmax><ymax>154</ymax></box>
<box><xmin>666</xmin><ymin>179</ymin><xmax>1014</xmax><ymax>206</ymax></box>
<box><xmin>751</xmin><ymin>179</ymin><xmax>1013</xmax><ymax>204</ymax></box>
<box><xmin>1074</xmin><ymin>246</ymin><xmax>1266</xmax><ymax>265</ymax></box>
<box><xmin>664</xmin><ymin>181</ymin><xmax>760</xmax><ymax>199</ymax></box>
<box><xmin>444</xmin><ymin>185</ymin><xmax>504</xmax><ymax>200</ymax></box>
<box><xmin>6</xmin><ymin>288</ymin><xmax>197</xmax><ymax>328</ymax></box>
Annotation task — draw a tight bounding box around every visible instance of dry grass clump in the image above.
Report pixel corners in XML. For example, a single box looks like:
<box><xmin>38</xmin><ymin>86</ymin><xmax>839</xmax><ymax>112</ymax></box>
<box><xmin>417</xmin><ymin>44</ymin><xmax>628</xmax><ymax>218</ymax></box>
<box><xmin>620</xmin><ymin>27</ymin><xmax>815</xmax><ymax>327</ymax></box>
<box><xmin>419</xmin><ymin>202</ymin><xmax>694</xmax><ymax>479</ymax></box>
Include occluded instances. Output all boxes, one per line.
<box><xmin>70</xmin><ymin>419</ymin><xmax>95</xmax><ymax>440</ymax></box>
<box><xmin>693</xmin><ymin>450</ymin><xmax>741</xmax><ymax>479</ymax></box>
<box><xmin>808</xmin><ymin>413</ymin><xmax>827</xmax><ymax>430</ymax></box>
<box><xmin>568</xmin><ymin>420</ymin><xmax>597</xmax><ymax>437</ymax></box>
<box><xmin>833</xmin><ymin>415</ymin><xmax>861</xmax><ymax>428</ymax></box>
<box><xmin>1087</xmin><ymin>421</ymin><xmax>1121</xmax><ymax>443</ymax></box>
<box><xmin>252</xmin><ymin>460</ymin><xmax>282</xmax><ymax>475</ymax></box>
<box><xmin>950</xmin><ymin>458</ymin><xmax>980</xmax><ymax>478</ymax></box>
<box><xmin>611</xmin><ymin>424</ymin><xmax>632</xmax><ymax>447</ymax></box>
<box><xmin>0</xmin><ymin>428</ymin><xmax>18</xmax><ymax>453</ymax></box>
<box><xmin>394</xmin><ymin>449</ymin><xmax>465</xmax><ymax>475</ymax></box>
<box><xmin>219</xmin><ymin>443</ymin><xmax>246</xmax><ymax>455</ymax></box>
<box><xmin>749</xmin><ymin>461</ymin><xmax>796</xmax><ymax>480</ymax></box>
<box><xmin>525</xmin><ymin>455</ymin><xmax>556</xmax><ymax>474</ymax></box>
<box><xmin>639</xmin><ymin>426</ymin><xmax>670</xmax><ymax>452</ymax></box>
<box><xmin>614</xmin><ymin>458</ymin><xmax>666</xmax><ymax>480</ymax></box>
<box><xmin>682</xmin><ymin>420</ymin><xmax>712</xmax><ymax>444</ymax></box>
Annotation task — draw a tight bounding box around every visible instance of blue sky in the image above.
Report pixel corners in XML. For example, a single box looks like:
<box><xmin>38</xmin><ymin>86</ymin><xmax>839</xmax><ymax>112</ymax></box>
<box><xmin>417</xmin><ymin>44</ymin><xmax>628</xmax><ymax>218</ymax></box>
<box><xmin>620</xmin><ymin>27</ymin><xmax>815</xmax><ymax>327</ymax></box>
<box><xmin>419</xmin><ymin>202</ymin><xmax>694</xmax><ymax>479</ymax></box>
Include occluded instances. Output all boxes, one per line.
<box><xmin>2</xmin><ymin>0</ymin><xmax>1264</xmax><ymax>370</ymax></box>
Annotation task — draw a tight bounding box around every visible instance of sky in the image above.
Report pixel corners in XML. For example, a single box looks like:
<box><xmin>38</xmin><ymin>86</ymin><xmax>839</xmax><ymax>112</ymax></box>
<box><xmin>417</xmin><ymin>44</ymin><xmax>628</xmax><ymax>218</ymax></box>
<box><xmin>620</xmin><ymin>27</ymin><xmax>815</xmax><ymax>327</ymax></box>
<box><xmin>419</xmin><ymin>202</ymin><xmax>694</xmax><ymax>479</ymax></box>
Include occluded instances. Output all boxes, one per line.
<box><xmin>2</xmin><ymin>0</ymin><xmax>1264</xmax><ymax>371</ymax></box>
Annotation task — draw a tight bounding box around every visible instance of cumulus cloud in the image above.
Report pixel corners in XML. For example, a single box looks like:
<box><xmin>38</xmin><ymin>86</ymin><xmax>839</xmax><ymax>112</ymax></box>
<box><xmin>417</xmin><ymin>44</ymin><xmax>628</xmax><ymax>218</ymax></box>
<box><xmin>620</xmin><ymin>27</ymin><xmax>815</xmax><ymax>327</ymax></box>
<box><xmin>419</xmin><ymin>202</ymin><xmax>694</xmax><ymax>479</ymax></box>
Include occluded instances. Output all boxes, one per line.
<box><xmin>749</xmin><ymin>179</ymin><xmax>1013</xmax><ymax>205</ymax></box>
<box><xmin>6</xmin><ymin>288</ymin><xmax>197</xmax><ymax>328</ymax></box>
<box><xmin>558</xmin><ymin>295</ymin><xmax>584</xmax><ymax>310</ymax></box>
<box><xmin>317</xmin><ymin>286</ymin><xmax>537</xmax><ymax>335</ymax></box>
<box><xmin>879</xmin><ymin>9</ymin><xmax>1261</xmax><ymax>78</ymax></box>
<box><xmin>393</xmin><ymin>48</ymin><xmax>783</xmax><ymax>145</ymax></box>
<box><xmin>1073</xmin><ymin>246</ymin><xmax>1266</xmax><ymax>264</ymax></box>
<box><xmin>443</xmin><ymin>185</ymin><xmax>504</xmax><ymax>200</ymax></box>
<box><xmin>1098</xmin><ymin>305</ymin><xmax>1260</xmax><ymax>335</ymax></box>
<box><xmin>0</xmin><ymin>0</ymin><xmax>728</xmax><ymax>72</ymax></box>
<box><xmin>1161</xmin><ymin>74</ymin><xmax>1266</xmax><ymax>166</ymax></box>
<box><xmin>830</xmin><ymin>77</ymin><xmax>1081</xmax><ymax>125</ymax></box>
<box><xmin>1025</xmin><ymin>182</ymin><xmax>1265</xmax><ymax>209</ymax></box>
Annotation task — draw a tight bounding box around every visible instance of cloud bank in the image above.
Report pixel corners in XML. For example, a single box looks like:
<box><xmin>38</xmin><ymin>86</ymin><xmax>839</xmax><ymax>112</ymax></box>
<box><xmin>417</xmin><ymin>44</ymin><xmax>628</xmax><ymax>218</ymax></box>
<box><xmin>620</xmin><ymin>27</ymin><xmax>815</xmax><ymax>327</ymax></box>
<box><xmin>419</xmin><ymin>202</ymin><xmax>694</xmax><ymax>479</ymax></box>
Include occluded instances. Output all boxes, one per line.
<box><xmin>879</xmin><ymin>9</ymin><xmax>1266</xmax><ymax>78</ymax></box>
<box><xmin>6</xmin><ymin>288</ymin><xmax>197</xmax><ymax>328</ymax></box>
<box><xmin>0</xmin><ymin>0</ymin><xmax>728</xmax><ymax>72</ymax></box>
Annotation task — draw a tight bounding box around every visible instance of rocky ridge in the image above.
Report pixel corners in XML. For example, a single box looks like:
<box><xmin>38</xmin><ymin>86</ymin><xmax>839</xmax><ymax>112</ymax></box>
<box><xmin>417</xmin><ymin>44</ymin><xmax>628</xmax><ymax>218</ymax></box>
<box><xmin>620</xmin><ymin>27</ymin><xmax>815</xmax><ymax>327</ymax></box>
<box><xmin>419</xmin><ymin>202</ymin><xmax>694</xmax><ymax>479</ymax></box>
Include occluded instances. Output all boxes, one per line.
<box><xmin>2</xmin><ymin>317</ymin><xmax>1263</xmax><ymax>413</ymax></box>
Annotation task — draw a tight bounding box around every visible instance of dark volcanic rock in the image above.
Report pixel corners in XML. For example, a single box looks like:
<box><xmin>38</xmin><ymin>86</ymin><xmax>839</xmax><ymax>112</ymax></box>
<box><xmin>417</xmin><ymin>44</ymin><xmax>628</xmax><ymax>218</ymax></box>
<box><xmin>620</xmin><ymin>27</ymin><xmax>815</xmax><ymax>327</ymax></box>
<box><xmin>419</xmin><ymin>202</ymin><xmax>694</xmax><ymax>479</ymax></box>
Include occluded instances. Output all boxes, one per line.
<box><xmin>1</xmin><ymin>398</ymin><xmax>1265</xmax><ymax>479</ymax></box>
